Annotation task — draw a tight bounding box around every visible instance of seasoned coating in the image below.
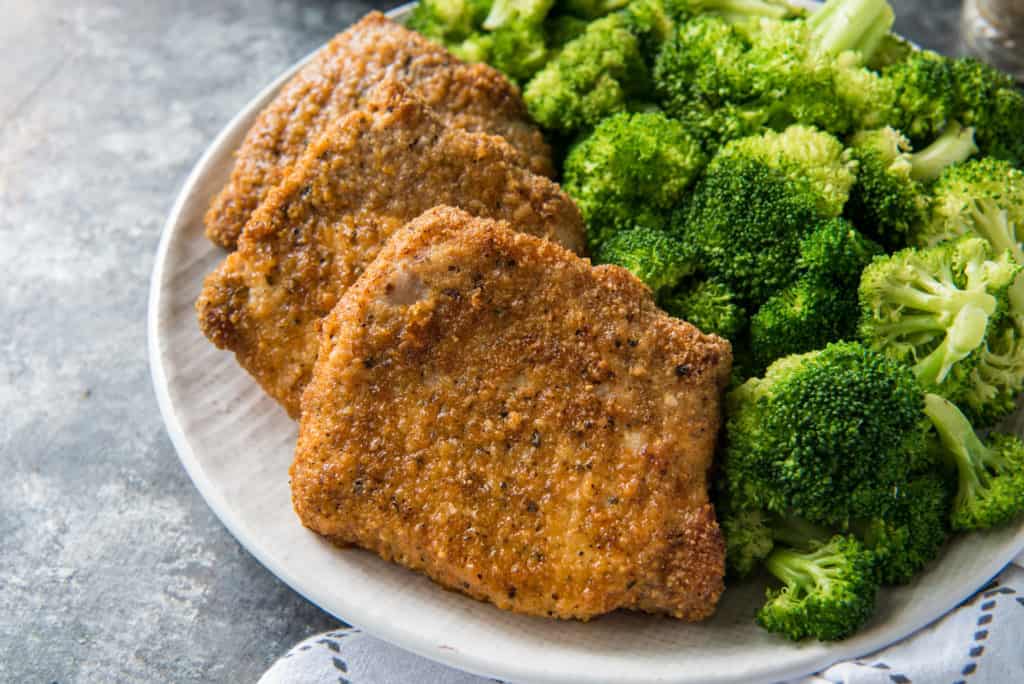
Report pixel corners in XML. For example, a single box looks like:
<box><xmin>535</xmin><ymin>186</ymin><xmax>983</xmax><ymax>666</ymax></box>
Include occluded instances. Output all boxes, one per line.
<box><xmin>292</xmin><ymin>207</ymin><xmax>731</xmax><ymax>621</ymax></box>
<box><xmin>196</xmin><ymin>84</ymin><xmax>585</xmax><ymax>417</ymax></box>
<box><xmin>204</xmin><ymin>12</ymin><xmax>552</xmax><ymax>249</ymax></box>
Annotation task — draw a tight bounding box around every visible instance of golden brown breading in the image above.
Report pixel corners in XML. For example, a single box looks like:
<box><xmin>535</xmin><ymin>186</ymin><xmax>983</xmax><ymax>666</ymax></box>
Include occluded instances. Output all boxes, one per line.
<box><xmin>204</xmin><ymin>12</ymin><xmax>552</xmax><ymax>249</ymax></box>
<box><xmin>292</xmin><ymin>207</ymin><xmax>731</xmax><ymax>621</ymax></box>
<box><xmin>196</xmin><ymin>84</ymin><xmax>584</xmax><ymax>418</ymax></box>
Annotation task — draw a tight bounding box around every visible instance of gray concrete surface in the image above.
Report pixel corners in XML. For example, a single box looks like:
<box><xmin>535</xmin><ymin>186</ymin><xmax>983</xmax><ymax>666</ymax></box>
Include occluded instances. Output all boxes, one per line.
<box><xmin>0</xmin><ymin>1</ymin><xmax>960</xmax><ymax>682</ymax></box>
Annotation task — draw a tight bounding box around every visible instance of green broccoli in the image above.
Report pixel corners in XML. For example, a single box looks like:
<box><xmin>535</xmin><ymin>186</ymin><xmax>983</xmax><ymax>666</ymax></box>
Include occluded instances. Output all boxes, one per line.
<box><xmin>562</xmin><ymin>111</ymin><xmax>706</xmax><ymax>250</ymax></box>
<box><xmin>660</xmin><ymin>278</ymin><xmax>747</xmax><ymax>339</ymax></box>
<box><xmin>410</xmin><ymin>0</ymin><xmax>555</xmax><ymax>82</ymax></box>
<box><xmin>724</xmin><ymin>342</ymin><xmax>928</xmax><ymax>526</ymax></box>
<box><xmin>524</xmin><ymin>13</ymin><xmax>649</xmax><ymax>133</ymax></box>
<box><xmin>408</xmin><ymin>0</ymin><xmax>492</xmax><ymax>42</ymax></box>
<box><xmin>715</xmin><ymin>125</ymin><xmax>857</xmax><ymax>217</ymax></box>
<box><xmin>757</xmin><ymin>535</ymin><xmax>879</xmax><ymax>642</ymax></box>
<box><xmin>720</xmin><ymin>506</ymin><xmax>776</xmax><ymax>578</ymax></box>
<box><xmin>924</xmin><ymin>393</ymin><xmax>1024</xmax><ymax>531</ymax></box>
<box><xmin>845</xmin><ymin>123</ymin><xmax>978</xmax><ymax>249</ymax></box>
<box><xmin>679</xmin><ymin>127</ymin><xmax>851</xmax><ymax>305</ymax></box>
<box><xmin>654</xmin><ymin>0</ymin><xmax>897</xmax><ymax>147</ymax></box>
<box><xmin>593</xmin><ymin>226</ymin><xmax>695</xmax><ymax>292</ymax></box>
<box><xmin>848</xmin><ymin>471</ymin><xmax>953</xmax><ymax>584</ymax></box>
<box><xmin>914</xmin><ymin>158</ymin><xmax>1024</xmax><ymax>301</ymax></box>
<box><xmin>950</xmin><ymin>57</ymin><xmax>1024</xmax><ymax>168</ymax></box>
<box><xmin>858</xmin><ymin>236</ymin><xmax>1021</xmax><ymax>401</ymax></box>
<box><xmin>750</xmin><ymin>221</ymin><xmax>882</xmax><ymax>370</ymax></box>
<box><xmin>881</xmin><ymin>49</ymin><xmax>956</xmax><ymax>145</ymax></box>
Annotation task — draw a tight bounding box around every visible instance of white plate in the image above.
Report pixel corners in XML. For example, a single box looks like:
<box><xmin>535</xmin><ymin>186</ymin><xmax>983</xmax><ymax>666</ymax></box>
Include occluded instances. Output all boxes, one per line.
<box><xmin>149</xmin><ymin>4</ymin><xmax>1024</xmax><ymax>682</ymax></box>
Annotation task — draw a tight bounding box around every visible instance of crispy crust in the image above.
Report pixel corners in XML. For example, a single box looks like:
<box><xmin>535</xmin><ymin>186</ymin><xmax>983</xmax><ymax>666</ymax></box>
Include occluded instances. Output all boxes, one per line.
<box><xmin>292</xmin><ymin>207</ymin><xmax>731</xmax><ymax>621</ymax></box>
<box><xmin>204</xmin><ymin>12</ymin><xmax>553</xmax><ymax>249</ymax></box>
<box><xmin>196</xmin><ymin>84</ymin><xmax>584</xmax><ymax>417</ymax></box>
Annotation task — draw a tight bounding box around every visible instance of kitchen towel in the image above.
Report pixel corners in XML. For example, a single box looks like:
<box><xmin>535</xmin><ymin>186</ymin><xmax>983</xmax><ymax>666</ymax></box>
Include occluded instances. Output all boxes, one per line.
<box><xmin>260</xmin><ymin>555</ymin><xmax>1024</xmax><ymax>684</ymax></box>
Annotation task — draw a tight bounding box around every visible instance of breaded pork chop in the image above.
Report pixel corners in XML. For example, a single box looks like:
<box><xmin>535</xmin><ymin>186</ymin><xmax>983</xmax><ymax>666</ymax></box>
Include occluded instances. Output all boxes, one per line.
<box><xmin>292</xmin><ymin>207</ymin><xmax>732</xmax><ymax>621</ymax></box>
<box><xmin>204</xmin><ymin>11</ymin><xmax>552</xmax><ymax>249</ymax></box>
<box><xmin>196</xmin><ymin>84</ymin><xmax>584</xmax><ymax>418</ymax></box>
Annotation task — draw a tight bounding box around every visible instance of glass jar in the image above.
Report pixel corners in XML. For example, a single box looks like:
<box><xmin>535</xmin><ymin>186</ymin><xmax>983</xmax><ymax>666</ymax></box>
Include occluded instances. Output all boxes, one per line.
<box><xmin>961</xmin><ymin>0</ymin><xmax>1024</xmax><ymax>81</ymax></box>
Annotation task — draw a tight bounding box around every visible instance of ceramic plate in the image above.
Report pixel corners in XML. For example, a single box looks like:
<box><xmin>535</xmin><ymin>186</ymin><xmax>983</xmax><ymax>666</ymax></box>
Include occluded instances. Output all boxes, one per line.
<box><xmin>149</xmin><ymin>3</ymin><xmax>1024</xmax><ymax>682</ymax></box>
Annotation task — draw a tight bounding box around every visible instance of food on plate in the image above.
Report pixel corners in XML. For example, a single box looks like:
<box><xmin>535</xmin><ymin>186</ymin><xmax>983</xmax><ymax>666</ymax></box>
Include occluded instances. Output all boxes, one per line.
<box><xmin>291</xmin><ymin>206</ymin><xmax>732</xmax><ymax>620</ymax></box>
<box><xmin>203</xmin><ymin>11</ymin><xmax>553</xmax><ymax>250</ymax></box>
<box><xmin>189</xmin><ymin>0</ymin><xmax>1024</xmax><ymax>640</ymax></box>
<box><xmin>858</xmin><ymin>236</ymin><xmax>1021</xmax><ymax>425</ymax></box>
<box><xmin>196</xmin><ymin>82</ymin><xmax>584</xmax><ymax>417</ymax></box>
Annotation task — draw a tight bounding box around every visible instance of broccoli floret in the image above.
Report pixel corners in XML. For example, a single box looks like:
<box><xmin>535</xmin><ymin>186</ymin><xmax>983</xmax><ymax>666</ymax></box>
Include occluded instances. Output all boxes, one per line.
<box><xmin>960</xmin><ymin>314</ymin><xmax>1024</xmax><ymax>426</ymax></box>
<box><xmin>594</xmin><ymin>226</ymin><xmax>695</xmax><ymax>292</ymax></box>
<box><xmin>914</xmin><ymin>158</ymin><xmax>1024</xmax><ymax>303</ymax></box>
<box><xmin>725</xmin><ymin>342</ymin><xmax>928</xmax><ymax>526</ymax></box>
<box><xmin>797</xmin><ymin>217</ymin><xmax>883</xmax><ymax>281</ymax></box>
<box><xmin>660</xmin><ymin>278</ymin><xmax>747</xmax><ymax>339</ymax></box>
<box><xmin>751</xmin><ymin>218</ymin><xmax>883</xmax><ymax>369</ymax></box>
<box><xmin>849</xmin><ymin>471</ymin><xmax>953</xmax><ymax>584</ymax></box>
<box><xmin>950</xmin><ymin>57</ymin><xmax>1024</xmax><ymax>168</ymax></box>
<box><xmin>924</xmin><ymin>393</ymin><xmax>1024</xmax><ymax>531</ymax></box>
<box><xmin>524</xmin><ymin>13</ymin><xmax>649</xmax><ymax>133</ymax></box>
<box><xmin>858</xmin><ymin>236</ymin><xmax>1020</xmax><ymax>400</ymax></box>
<box><xmin>716</xmin><ymin>125</ymin><xmax>856</xmax><ymax>217</ymax></box>
<box><xmin>408</xmin><ymin>0</ymin><xmax>492</xmax><ymax>42</ymax></box>
<box><xmin>562</xmin><ymin>111</ymin><xmax>706</xmax><ymax>250</ymax></box>
<box><xmin>881</xmin><ymin>50</ymin><xmax>956</xmax><ymax>145</ymax></box>
<box><xmin>654</xmin><ymin>0</ymin><xmax>897</xmax><ymax>145</ymax></box>
<box><xmin>757</xmin><ymin>535</ymin><xmax>879</xmax><ymax>642</ymax></box>
<box><xmin>679</xmin><ymin>129</ymin><xmax>847</xmax><ymax>305</ymax></box>
<box><xmin>721</xmin><ymin>506</ymin><xmax>776</xmax><ymax>578</ymax></box>
<box><xmin>411</xmin><ymin>0</ymin><xmax>556</xmax><ymax>82</ymax></box>
<box><xmin>846</xmin><ymin>123</ymin><xmax>978</xmax><ymax>248</ymax></box>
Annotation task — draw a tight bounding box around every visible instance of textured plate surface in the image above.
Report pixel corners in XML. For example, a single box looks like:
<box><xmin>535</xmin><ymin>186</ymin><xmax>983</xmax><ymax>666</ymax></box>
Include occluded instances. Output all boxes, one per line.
<box><xmin>149</xmin><ymin>4</ymin><xmax>1024</xmax><ymax>682</ymax></box>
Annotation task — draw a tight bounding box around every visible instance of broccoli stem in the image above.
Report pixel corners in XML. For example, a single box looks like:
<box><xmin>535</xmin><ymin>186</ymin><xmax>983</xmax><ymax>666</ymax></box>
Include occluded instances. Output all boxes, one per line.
<box><xmin>914</xmin><ymin>304</ymin><xmax>991</xmax><ymax>384</ymax></box>
<box><xmin>765</xmin><ymin>545</ymin><xmax>843</xmax><ymax>592</ymax></box>
<box><xmin>909</xmin><ymin>122</ymin><xmax>979</xmax><ymax>182</ymax></box>
<box><xmin>923</xmin><ymin>393</ymin><xmax>1007</xmax><ymax>507</ymax></box>
<box><xmin>808</xmin><ymin>0</ymin><xmax>894</xmax><ymax>60</ymax></box>
<box><xmin>879</xmin><ymin>267</ymin><xmax>996</xmax><ymax>318</ymax></box>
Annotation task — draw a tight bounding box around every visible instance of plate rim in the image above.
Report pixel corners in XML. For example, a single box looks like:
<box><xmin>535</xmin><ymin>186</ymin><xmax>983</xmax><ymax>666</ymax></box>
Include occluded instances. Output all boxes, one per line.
<box><xmin>147</xmin><ymin>3</ymin><xmax>1024</xmax><ymax>683</ymax></box>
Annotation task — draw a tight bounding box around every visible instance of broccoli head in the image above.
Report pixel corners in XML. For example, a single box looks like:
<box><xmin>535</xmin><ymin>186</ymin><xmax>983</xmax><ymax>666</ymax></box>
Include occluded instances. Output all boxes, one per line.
<box><xmin>858</xmin><ymin>236</ymin><xmax>1020</xmax><ymax>401</ymax></box>
<box><xmin>881</xmin><ymin>49</ymin><xmax>956</xmax><ymax>145</ymax></box>
<box><xmin>915</xmin><ymin>158</ymin><xmax>1024</xmax><ymax>300</ymax></box>
<box><xmin>720</xmin><ymin>506</ymin><xmax>776</xmax><ymax>578</ymax></box>
<box><xmin>846</xmin><ymin>123</ymin><xmax>977</xmax><ymax>249</ymax></box>
<box><xmin>593</xmin><ymin>225</ymin><xmax>695</xmax><ymax>292</ymax></box>
<box><xmin>950</xmin><ymin>57</ymin><xmax>1024</xmax><ymax>168</ymax></box>
<box><xmin>925</xmin><ymin>393</ymin><xmax>1024</xmax><ymax>531</ymax></box>
<box><xmin>408</xmin><ymin>0</ymin><xmax>492</xmax><ymax>42</ymax></box>
<box><xmin>714</xmin><ymin>125</ymin><xmax>857</xmax><ymax>217</ymax></box>
<box><xmin>757</xmin><ymin>535</ymin><xmax>879</xmax><ymax>642</ymax></box>
<box><xmin>678</xmin><ymin>131</ymin><xmax>840</xmax><ymax>305</ymax></box>
<box><xmin>660</xmin><ymin>278</ymin><xmax>747</xmax><ymax>339</ymax></box>
<box><xmin>849</xmin><ymin>471</ymin><xmax>953</xmax><ymax>584</ymax></box>
<box><xmin>524</xmin><ymin>13</ymin><xmax>649</xmax><ymax>133</ymax></box>
<box><xmin>562</xmin><ymin>111</ymin><xmax>706</xmax><ymax>250</ymax></box>
<box><xmin>752</xmin><ymin>221</ymin><xmax>883</xmax><ymax>371</ymax></box>
<box><xmin>724</xmin><ymin>342</ymin><xmax>928</xmax><ymax>526</ymax></box>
